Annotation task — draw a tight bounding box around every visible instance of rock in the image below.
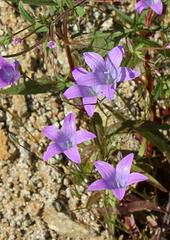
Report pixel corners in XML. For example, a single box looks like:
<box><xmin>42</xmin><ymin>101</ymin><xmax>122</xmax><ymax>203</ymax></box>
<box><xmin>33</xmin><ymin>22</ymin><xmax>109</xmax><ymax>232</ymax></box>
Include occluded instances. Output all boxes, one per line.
<box><xmin>43</xmin><ymin>205</ymin><xmax>95</xmax><ymax>239</ymax></box>
<box><xmin>26</xmin><ymin>200</ymin><xmax>44</xmax><ymax>216</ymax></box>
<box><xmin>0</xmin><ymin>129</ymin><xmax>10</xmax><ymax>159</ymax></box>
<box><xmin>12</xmin><ymin>95</ymin><xmax>28</xmax><ymax>118</ymax></box>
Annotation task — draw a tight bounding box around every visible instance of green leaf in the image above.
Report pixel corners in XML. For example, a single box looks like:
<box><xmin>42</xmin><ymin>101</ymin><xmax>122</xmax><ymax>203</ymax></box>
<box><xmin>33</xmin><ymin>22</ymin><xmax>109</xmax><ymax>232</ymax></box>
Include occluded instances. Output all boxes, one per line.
<box><xmin>138</xmin><ymin>138</ymin><xmax>147</xmax><ymax>157</ymax></box>
<box><xmin>7</xmin><ymin>0</ymin><xmax>56</xmax><ymax>5</ymax></box>
<box><xmin>19</xmin><ymin>1</ymin><xmax>35</xmax><ymax>24</ymax></box>
<box><xmin>138</xmin><ymin>129</ymin><xmax>168</xmax><ymax>153</ymax></box>
<box><xmin>0</xmin><ymin>37</ymin><xmax>12</xmax><ymax>45</ymax></box>
<box><xmin>153</xmin><ymin>81</ymin><xmax>162</xmax><ymax>101</ymax></box>
<box><xmin>75</xmin><ymin>6</ymin><xmax>86</xmax><ymax>17</ymax></box>
<box><xmin>112</xmin><ymin>6</ymin><xmax>133</xmax><ymax>25</ymax></box>
<box><xmin>113</xmin><ymin>120</ymin><xmax>169</xmax><ymax>154</ymax></box>
<box><xmin>0</xmin><ymin>77</ymin><xmax>62</xmax><ymax>95</ymax></box>
<box><xmin>34</xmin><ymin>23</ymin><xmax>49</xmax><ymax>33</ymax></box>
<box><xmin>6</xmin><ymin>26</ymin><xmax>13</xmax><ymax>37</ymax></box>
<box><xmin>132</xmin><ymin>164</ymin><xmax>167</xmax><ymax>192</ymax></box>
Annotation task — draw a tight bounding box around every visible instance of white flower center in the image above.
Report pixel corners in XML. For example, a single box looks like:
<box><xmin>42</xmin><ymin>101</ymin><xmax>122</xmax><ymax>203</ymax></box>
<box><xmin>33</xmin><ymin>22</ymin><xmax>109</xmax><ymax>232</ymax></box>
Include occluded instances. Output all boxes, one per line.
<box><xmin>66</xmin><ymin>139</ymin><xmax>73</xmax><ymax>149</ymax></box>
<box><xmin>104</xmin><ymin>69</ymin><xmax>116</xmax><ymax>85</ymax></box>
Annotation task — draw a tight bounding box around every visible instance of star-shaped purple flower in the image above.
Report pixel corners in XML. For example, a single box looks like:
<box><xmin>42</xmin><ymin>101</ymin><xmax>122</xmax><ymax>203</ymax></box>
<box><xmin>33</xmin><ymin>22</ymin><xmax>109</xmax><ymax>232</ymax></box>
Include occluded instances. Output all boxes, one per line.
<box><xmin>0</xmin><ymin>56</ymin><xmax>20</xmax><ymax>89</ymax></box>
<box><xmin>76</xmin><ymin>46</ymin><xmax>140</xmax><ymax>100</ymax></box>
<box><xmin>136</xmin><ymin>0</ymin><xmax>163</xmax><ymax>15</ymax></box>
<box><xmin>42</xmin><ymin>113</ymin><xmax>96</xmax><ymax>163</ymax></box>
<box><xmin>88</xmin><ymin>153</ymin><xmax>148</xmax><ymax>200</ymax></box>
<box><xmin>64</xmin><ymin>67</ymin><xmax>102</xmax><ymax>117</ymax></box>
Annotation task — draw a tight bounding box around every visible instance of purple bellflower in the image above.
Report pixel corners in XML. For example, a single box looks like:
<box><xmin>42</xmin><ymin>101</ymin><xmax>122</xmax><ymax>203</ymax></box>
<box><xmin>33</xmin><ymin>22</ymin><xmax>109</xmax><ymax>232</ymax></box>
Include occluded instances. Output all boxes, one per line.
<box><xmin>136</xmin><ymin>0</ymin><xmax>163</xmax><ymax>15</ymax></box>
<box><xmin>76</xmin><ymin>46</ymin><xmax>140</xmax><ymax>100</ymax></box>
<box><xmin>0</xmin><ymin>56</ymin><xmax>20</xmax><ymax>89</ymax></box>
<box><xmin>42</xmin><ymin>113</ymin><xmax>96</xmax><ymax>163</ymax></box>
<box><xmin>88</xmin><ymin>153</ymin><xmax>148</xmax><ymax>200</ymax></box>
<box><xmin>64</xmin><ymin>67</ymin><xmax>102</xmax><ymax>117</ymax></box>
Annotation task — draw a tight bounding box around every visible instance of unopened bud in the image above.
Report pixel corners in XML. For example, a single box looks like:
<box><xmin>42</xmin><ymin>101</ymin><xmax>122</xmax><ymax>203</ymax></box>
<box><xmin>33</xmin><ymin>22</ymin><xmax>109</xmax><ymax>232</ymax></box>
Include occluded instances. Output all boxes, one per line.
<box><xmin>155</xmin><ymin>70</ymin><xmax>161</xmax><ymax>76</ymax></box>
<box><xmin>37</xmin><ymin>45</ymin><xmax>43</xmax><ymax>51</ymax></box>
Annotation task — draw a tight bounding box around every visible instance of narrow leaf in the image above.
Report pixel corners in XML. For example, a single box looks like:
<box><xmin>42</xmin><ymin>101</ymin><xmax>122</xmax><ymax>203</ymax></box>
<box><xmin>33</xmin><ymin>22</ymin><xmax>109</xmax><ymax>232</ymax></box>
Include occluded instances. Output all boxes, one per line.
<box><xmin>19</xmin><ymin>1</ymin><xmax>35</xmax><ymax>24</ymax></box>
<box><xmin>7</xmin><ymin>0</ymin><xmax>55</xmax><ymax>5</ymax></box>
<box><xmin>0</xmin><ymin>78</ymin><xmax>61</xmax><ymax>95</ymax></box>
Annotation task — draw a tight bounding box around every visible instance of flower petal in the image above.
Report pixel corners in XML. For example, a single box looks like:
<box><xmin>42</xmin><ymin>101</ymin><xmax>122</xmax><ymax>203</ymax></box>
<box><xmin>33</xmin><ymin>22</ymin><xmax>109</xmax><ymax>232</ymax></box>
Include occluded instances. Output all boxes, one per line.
<box><xmin>76</xmin><ymin>130</ymin><xmax>96</xmax><ymax>144</ymax></box>
<box><xmin>62</xmin><ymin>113</ymin><xmax>76</xmax><ymax>139</ymax></box>
<box><xmin>0</xmin><ymin>78</ymin><xmax>9</xmax><ymax>88</ymax></box>
<box><xmin>136</xmin><ymin>1</ymin><xmax>148</xmax><ymax>14</ymax></box>
<box><xmin>116</xmin><ymin>153</ymin><xmax>134</xmax><ymax>188</ymax></box>
<box><xmin>83</xmin><ymin>96</ymin><xmax>98</xmax><ymax>117</ymax></box>
<box><xmin>72</xmin><ymin>67</ymin><xmax>88</xmax><ymax>81</ymax></box>
<box><xmin>151</xmin><ymin>1</ymin><xmax>163</xmax><ymax>15</ymax></box>
<box><xmin>42</xmin><ymin>126</ymin><xmax>65</xmax><ymax>142</ymax></box>
<box><xmin>100</xmin><ymin>84</ymin><xmax>116</xmax><ymax>100</ymax></box>
<box><xmin>0</xmin><ymin>66</ymin><xmax>14</xmax><ymax>83</ymax></box>
<box><xmin>64</xmin><ymin>145</ymin><xmax>81</xmax><ymax>163</ymax></box>
<box><xmin>11</xmin><ymin>61</ymin><xmax>19</xmax><ymax>71</ymax></box>
<box><xmin>126</xmin><ymin>172</ymin><xmax>148</xmax><ymax>186</ymax></box>
<box><xmin>106</xmin><ymin>46</ymin><xmax>124</xmax><ymax>69</ymax></box>
<box><xmin>76</xmin><ymin>71</ymin><xmax>105</xmax><ymax>86</ymax></box>
<box><xmin>117</xmin><ymin>67</ymin><xmax>140</xmax><ymax>82</ymax></box>
<box><xmin>10</xmin><ymin>61</ymin><xmax>20</xmax><ymax>84</ymax></box>
<box><xmin>94</xmin><ymin>161</ymin><xmax>117</xmax><ymax>189</ymax></box>
<box><xmin>84</xmin><ymin>52</ymin><xmax>105</xmax><ymax>71</ymax></box>
<box><xmin>64</xmin><ymin>84</ymin><xmax>84</xmax><ymax>99</ymax></box>
<box><xmin>43</xmin><ymin>143</ymin><xmax>63</xmax><ymax>162</ymax></box>
<box><xmin>87</xmin><ymin>179</ymin><xmax>108</xmax><ymax>191</ymax></box>
<box><xmin>111</xmin><ymin>187</ymin><xmax>126</xmax><ymax>200</ymax></box>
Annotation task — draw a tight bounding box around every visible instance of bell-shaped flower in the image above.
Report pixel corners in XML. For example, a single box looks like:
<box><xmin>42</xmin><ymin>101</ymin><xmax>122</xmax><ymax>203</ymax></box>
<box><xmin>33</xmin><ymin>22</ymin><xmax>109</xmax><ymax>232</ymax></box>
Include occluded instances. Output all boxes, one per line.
<box><xmin>0</xmin><ymin>56</ymin><xmax>20</xmax><ymax>89</ymax></box>
<box><xmin>88</xmin><ymin>153</ymin><xmax>148</xmax><ymax>200</ymax></box>
<box><xmin>64</xmin><ymin>67</ymin><xmax>102</xmax><ymax>117</ymax></box>
<box><xmin>76</xmin><ymin>46</ymin><xmax>140</xmax><ymax>100</ymax></box>
<box><xmin>42</xmin><ymin>113</ymin><xmax>96</xmax><ymax>163</ymax></box>
<box><xmin>136</xmin><ymin>0</ymin><xmax>163</xmax><ymax>15</ymax></box>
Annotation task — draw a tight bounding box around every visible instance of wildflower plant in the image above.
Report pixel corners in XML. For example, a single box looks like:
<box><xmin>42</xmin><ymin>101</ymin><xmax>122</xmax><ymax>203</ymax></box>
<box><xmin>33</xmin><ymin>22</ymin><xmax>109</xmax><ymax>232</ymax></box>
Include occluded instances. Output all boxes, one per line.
<box><xmin>0</xmin><ymin>0</ymin><xmax>169</xmax><ymax>239</ymax></box>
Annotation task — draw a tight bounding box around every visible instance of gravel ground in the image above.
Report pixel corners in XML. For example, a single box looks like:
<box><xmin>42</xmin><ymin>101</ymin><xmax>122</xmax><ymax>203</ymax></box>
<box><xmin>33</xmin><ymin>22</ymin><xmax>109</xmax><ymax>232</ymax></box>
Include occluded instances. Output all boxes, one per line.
<box><xmin>0</xmin><ymin>1</ymin><xmax>169</xmax><ymax>239</ymax></box>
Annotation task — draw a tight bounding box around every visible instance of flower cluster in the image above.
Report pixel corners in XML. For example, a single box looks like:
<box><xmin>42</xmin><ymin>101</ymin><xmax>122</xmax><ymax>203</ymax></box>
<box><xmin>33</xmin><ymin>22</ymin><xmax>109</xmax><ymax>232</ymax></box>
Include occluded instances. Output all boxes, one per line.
<box><xmin>0</xmin><ymin>56</ymin><xmax>20</xmax><ymax>89</ymax></box>
<box><xmin>42</xmin><ymin>45</ymin><xmax>148</xmax><ymax>201</ymax></box>
<box><xmin>64</xmin><ymin>46</ymin><xmax>140</xmax><ymax>117</ymax></box>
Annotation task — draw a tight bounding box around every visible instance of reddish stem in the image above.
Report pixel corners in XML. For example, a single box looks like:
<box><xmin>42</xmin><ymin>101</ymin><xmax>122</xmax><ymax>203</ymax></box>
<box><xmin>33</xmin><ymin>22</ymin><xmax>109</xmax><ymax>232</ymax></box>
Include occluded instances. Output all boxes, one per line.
<box><xmin>63</xmin><ymin>15</ymin><xmax>75</xmax><ymax>76</ymax></box>
<box><xmin>146</xmin><ymin>9</ymin><xmax>152</xmax><ymax>27</ymax></box>
<box><xmin>137</xmin><ymin>0</ymin><xmax>156</xmax><ymax>156</ymax></box>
